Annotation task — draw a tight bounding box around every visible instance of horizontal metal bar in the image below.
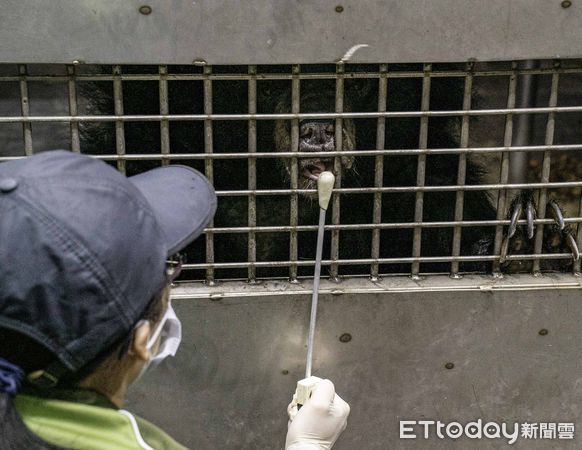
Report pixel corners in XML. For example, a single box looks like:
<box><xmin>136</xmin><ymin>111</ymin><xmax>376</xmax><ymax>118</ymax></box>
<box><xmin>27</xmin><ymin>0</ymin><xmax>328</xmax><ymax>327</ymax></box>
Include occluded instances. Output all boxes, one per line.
<box><xmin>182</xmin><ymin>253</ymin><xmax>574</xmax><ymax>270</ymax></box>
<box><xmin>212</xmin><ymin>181</ymin><xmax>582</xmax><ymax>197</ymax></box>
<box><xmin>0</xmin><ymin>149</ymin><xmax>574</xmax><ymax>192</ymax></box>
<box><xmin>2</xmin><ymin>105</ymin><xmax>582</xmax><ymax>124</ymax></box>
<box><xmin>1</xmin><ymin>66</ymin><xmax>582</xmax><ymax>82</ymax></box>
<box><xmin>4</xmin><ymin>143</ymin><xmax>582</xmax><ymax>163</ymax></box>
<box><xmin>2</xmin><ymin>144</ymin><xmax>582</xmax><ymax>163</ymax></box>
<box><xmin>172</xmin><ymin>273</ymin><xmax>582</xmax><ymax>297</ymax></box>
<box><xmin>203</xmin><ymin>217</ymin><xmax>582</xmax><ymax>234</ymax></box>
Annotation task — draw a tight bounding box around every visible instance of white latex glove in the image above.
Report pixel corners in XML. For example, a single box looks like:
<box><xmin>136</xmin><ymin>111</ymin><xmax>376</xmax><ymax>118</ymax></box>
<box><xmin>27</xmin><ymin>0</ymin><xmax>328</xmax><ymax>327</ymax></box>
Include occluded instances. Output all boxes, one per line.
<box><xmin>285</xmin><ymin>379</ymin><xmax>350</xmax><ymax>450</ymax></box>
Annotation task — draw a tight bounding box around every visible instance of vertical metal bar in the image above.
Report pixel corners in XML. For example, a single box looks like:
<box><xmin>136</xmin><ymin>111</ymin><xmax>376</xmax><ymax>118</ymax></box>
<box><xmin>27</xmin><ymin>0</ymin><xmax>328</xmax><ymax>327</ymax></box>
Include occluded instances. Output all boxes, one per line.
<box><xmin>203</xmin><ymin>66</ymin><xmax>215</xmax><ymax>285</ymax></box>
<box><xmin>575</xmin><ymin>191</ymin><xmax>582</xmax><ymax>275</ymax></box>
<box><xmin>370</xmin><ymin>64</ymin><xmax>387</xmax><ymax>281</ymax></box>
<box><xmin>247</xmin><ymin>65</ymin><xmax>257</xmax><ymax>283</ymax></box>
<box><xmin>575</xmin><ymin>56</ymin><xmax>582</xmax><ymax>275</ymax></box>
<box><xmin>289</xmin><ymin>65</ymin><xmax>300</xmax><ymax>283</ymax></box>
<box><xmin>491</xmin><ymin>63</ymin><xmax>518</xmax><ymax>274</ymax></box>
<box><xmin>329</xmin><ymin>64</ymin><xmax>344</xmax><ymax>281</ymax></box>
<box><xmin>112</xmin><ymin>65</ymin><xmax>126</xmax><ymax>174</ymax></box>
<box><xmin>450</xmin><ymin>62</ymin><xmax>474</xmax><ymax>277</ymax></box>
<box><xmin>67</xmin><ymin>65</ymin><xmax>80</xmax><ymax>153</ymax></box>
<box><xmin>18</xmin><ymin>65</ymin><xmax>33</xmax><ymax>156</ymax></box>
<box><xmin>510</xmin><ymin>60</ymin><xmax>539</xmax><ymax>185</ymax></box>
<box><xmin>410</xmin><ymin>64</ymin><xmax>431</xmax><ymax>278</ymax></box>
<box><xmin>532</xmin><ymin>68</ymin><xmax>560</xmax><ymax>274</ymax></box>
<box><xmin>159</xmin><ymin>65</ymin><xmax>170</xmax><ymax>166</ymax></box>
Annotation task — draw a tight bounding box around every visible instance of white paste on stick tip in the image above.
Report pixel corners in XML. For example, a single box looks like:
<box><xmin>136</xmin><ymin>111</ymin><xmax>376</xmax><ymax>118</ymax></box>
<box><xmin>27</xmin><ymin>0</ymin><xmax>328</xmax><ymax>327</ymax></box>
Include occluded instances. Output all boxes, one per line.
<box><xmin>318</xmin><ymin>171</ymin><xmax>335</xmax><ymax>210</ymax></box>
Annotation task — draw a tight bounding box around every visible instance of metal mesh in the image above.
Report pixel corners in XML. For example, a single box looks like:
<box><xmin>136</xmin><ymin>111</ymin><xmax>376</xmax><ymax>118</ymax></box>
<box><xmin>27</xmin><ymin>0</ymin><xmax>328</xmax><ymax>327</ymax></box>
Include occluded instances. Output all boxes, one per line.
<box><xmin>1</xmin><ymin>60</ymin><xmax>582</xmax><ymax>283</ymax></box>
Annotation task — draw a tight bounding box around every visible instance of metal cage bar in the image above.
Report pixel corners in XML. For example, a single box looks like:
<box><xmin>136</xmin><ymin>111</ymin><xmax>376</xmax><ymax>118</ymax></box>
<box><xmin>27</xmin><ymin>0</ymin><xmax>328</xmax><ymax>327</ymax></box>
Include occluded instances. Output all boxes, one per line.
<box><xmin>2</xmin><ymin>144</ymin><xmax>582</xmax><ymax>162</ymax></box>
<box><xmin>203</xmin><ymin>65</ymin><xmax>215</xmax><ymax>284</ymax></box>
<box><xmin>450</xmin><ymin>62</ymin><xmax>474</xmax><ymax>277</ymax></box>
<box><xmin>576</xmin><ymin>196</ymin><xmax>582</xmax><ymax>274</ymax></box>
<box><xmin>201</xmin><ymin>217</ymin><xmax>582</xmax><ymax>234</ymax></box>
<box><xmin>247</xmin><ymin>65</ymin><xmax>257</xmax><ymax>282</ymax></box>
<box><xmin>410</xmin><ymin>64</ymin><xmax>432</xmax><ymax>277</ymax></box>
<box><xmin>532</xmin><ymin>68</ymin><xmax>560</xmax><ymax>274</ymax></box>
<box><xmin>329</xmin><ymin>63</ymin><xmax>344</xmax><ymax>281</ymax></box>
<box><xmin>159</xmin><ymin>65</ymin><xmax>170</xmax><ymax>166</ymax></box>
<box><xmin>112</xmin><ymin>65</ymin><xmax>126</xmax><ymax>174</ymax></box>
<box><xmin>2</xmin><ymin>61</ymin><xmax>582</xmax><ymax>283</ymax></box>
<box><xmin>289</xmin><ymin>64</ymin><xmax>300</xmax><ymax>283</ymax></box>
<box><xmin>370</xmin><ymin>63</ymin><xmax>388</xmax><ymax>281</ymax></box>
<box><xmin>67</xmin><ymin>65</ymin><xmax>80</xmax><ymax>153</ymax></box>
<box><xmin>5</xmin><ymin>66</ymin><xmax>582</xmax><ymax>82</ymax></box>
<box><xmin>210</xmin><ymin>217</ymin><xmax>582</xmax><ymax>231</ymax></box>
<box><xmin>207</xmin><ymin>181</ymin><xmax>582</xmax><ymax>197</ymax></box>
<box><xmin>492</xmin><ymin>64</ymin><xmax>518</xmax><ymax>274</ymax></box>
<box><xmin>178</xmin><ymin>252</ymin><xmax>575</xmax><ymax>272</ymax></box>
<box><xmin>18</xmin><ymin>64</ymin><xmax>32</xmax><ymax>156</ymax></box>
<box><xmin>509</xmin><ymin>60</ymin><xmax>539</xmax><ymax>186</ymax></box>
<box><xmin>5</xmin><ymin>144</ymin><xmax>582</xmax><ymax>163</ymax></box>
<box><xmin>5</xmin><ymin>105</ymin><xmax>582</xmax><ymax>123</ymax></box>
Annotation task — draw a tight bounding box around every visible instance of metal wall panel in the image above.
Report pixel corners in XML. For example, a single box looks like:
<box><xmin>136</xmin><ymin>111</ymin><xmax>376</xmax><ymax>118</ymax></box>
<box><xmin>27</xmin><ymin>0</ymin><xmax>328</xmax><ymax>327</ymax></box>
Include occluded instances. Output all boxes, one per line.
<box><xmin>1</xmin><ymin>0</ymin><xmax>581</xmax><ymax>65</ymax></box>
<box><xmin>127</xmin><ymin>275</ymin><xmax>582</xmax><ymax>449</ymax></box>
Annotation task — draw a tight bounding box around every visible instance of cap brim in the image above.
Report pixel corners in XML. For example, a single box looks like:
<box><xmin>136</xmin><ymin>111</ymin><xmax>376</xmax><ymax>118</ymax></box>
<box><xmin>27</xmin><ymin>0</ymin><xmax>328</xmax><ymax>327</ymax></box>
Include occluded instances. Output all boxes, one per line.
<box><xmin>129</xmin><ymin>166</ymin><xmax>216</xmax><ymax>256</ymax></box>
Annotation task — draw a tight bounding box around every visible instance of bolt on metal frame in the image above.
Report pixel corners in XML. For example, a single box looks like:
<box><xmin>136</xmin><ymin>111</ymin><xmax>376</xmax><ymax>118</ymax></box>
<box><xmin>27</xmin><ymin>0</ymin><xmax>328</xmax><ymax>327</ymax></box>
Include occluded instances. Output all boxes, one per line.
<box><xmin>1</xmin><ymin>61</ymin><xmax>582</xmax><ymax>284</ymax></box>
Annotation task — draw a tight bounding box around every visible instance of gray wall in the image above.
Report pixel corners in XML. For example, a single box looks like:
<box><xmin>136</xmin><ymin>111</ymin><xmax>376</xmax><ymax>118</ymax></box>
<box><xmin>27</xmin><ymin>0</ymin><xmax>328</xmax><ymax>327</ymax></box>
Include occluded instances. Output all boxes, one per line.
<box><xmin>126</xmin><ymin>275</ymin><xmax>582</xmax><ymax>449</ymax></box>
<box><xmin>1</xmin><ymin>0</ymin><xmax>582</xmax><ymax>64</ymax></box>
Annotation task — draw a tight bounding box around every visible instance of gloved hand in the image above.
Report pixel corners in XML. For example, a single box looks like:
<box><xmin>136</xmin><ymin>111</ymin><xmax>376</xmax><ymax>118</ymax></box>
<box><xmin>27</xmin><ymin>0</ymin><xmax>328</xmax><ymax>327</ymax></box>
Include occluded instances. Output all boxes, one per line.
<box><xmin>285</xmin><ymin>379</ymin><xmax>350</xmax><ymax>450</ymax></box>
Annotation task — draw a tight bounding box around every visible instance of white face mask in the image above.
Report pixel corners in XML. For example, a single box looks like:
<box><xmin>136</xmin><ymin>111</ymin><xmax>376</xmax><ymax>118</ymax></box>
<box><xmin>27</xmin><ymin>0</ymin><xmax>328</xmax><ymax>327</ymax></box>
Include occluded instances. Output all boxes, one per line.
<box><xmin>135</xmin><ymin>302</ymin><xmax>182</xmax><ymax>380</ymax></box>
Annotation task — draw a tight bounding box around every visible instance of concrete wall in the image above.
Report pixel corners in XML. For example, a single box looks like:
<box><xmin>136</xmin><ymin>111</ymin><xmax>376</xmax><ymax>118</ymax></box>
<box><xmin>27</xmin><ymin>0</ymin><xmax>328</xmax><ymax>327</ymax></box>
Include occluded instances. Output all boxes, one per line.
<box><xmin>127</xmin><ymin>275</ymin><xmax>582</xmax><ymax>449</ymax></box>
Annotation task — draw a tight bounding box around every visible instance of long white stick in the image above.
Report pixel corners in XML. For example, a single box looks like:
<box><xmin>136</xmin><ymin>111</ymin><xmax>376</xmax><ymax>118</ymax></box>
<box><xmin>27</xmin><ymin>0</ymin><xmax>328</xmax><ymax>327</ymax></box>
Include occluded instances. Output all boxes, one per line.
<box><xmin>305</xmin><ymin>171</ymin><xmax>335</xmax><ymax>378</ymax></box>
<box><xmin>305</xmin><ymin>207</ymin><xmax>326</xmax><ymax>378</ymax></box>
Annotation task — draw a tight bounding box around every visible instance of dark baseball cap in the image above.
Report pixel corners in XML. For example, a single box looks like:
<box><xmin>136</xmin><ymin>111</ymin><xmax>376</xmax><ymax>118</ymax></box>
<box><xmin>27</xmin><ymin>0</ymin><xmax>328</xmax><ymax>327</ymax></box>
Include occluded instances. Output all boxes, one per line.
<box><xmin>0</xmin><ymin>150</ymin><xmax>216</xmax><ymax>381</ymax></box>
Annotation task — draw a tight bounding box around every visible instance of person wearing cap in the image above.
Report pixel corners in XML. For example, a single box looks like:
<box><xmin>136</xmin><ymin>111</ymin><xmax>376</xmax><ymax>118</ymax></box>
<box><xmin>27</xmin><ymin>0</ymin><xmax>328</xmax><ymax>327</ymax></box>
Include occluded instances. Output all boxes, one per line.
<box><xmin>0</xmin><ymin>150</ymin><xmax>350</xmax><ymax>450</ymax></box>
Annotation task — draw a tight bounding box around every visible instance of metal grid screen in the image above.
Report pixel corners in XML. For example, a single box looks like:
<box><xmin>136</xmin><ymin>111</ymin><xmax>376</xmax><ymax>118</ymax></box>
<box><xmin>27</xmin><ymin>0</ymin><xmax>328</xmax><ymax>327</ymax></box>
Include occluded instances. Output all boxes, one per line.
<box><xmin>1</xmin><ymin>60</ymin><xmax>582</xmax><ymax>284</ymax></box>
